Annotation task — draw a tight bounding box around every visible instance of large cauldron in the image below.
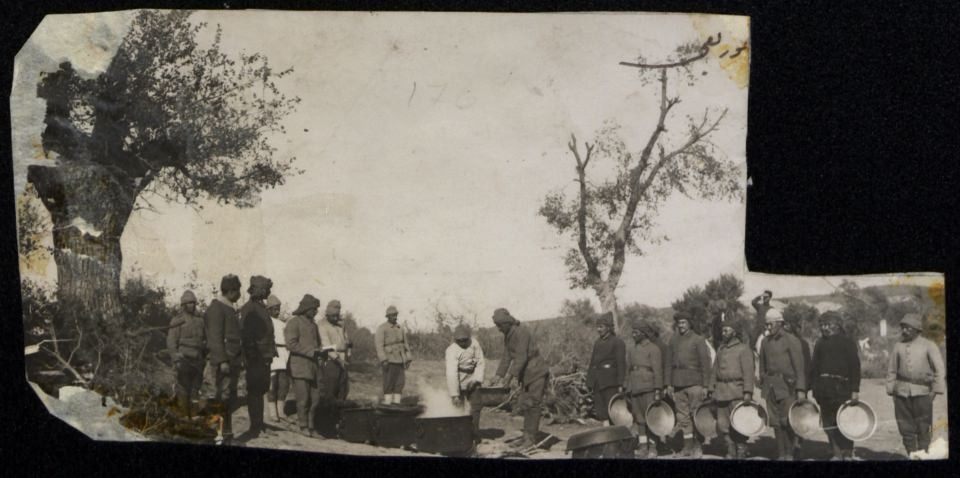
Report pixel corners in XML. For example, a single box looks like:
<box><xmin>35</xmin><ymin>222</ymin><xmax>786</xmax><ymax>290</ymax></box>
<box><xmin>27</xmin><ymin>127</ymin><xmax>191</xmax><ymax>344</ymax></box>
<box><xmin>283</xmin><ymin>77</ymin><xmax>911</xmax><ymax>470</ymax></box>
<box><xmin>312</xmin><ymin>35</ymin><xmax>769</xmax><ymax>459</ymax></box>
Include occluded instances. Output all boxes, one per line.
<box><xmin>415</xmin><ymin>415</ymin><xmax>475</xmax><ymax>455</ymax></box>
<box><xmin>339</xmin><ymin>407</ymin><xmax>376</xmax><ymax>444</ymax></box>
<box><xmin>372</xmin><ymin>404</ymin><xmax>422</xmax><ymax>448</ymax></box>
<box><xmin>566</xmin><ymin>425</ymin><xmax>636</xmax><ymax>458</ymax></box>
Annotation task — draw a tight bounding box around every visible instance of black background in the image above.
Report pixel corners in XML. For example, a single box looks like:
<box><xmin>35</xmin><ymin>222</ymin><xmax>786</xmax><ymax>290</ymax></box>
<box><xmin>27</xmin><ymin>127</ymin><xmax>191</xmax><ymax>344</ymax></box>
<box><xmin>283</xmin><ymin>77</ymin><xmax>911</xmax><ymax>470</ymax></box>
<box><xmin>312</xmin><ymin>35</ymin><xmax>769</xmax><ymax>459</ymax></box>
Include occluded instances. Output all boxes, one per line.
<box><xmin>1</xmin><ymin>1</ymin><xmax>957</xmax><ymax>476</ymax></box>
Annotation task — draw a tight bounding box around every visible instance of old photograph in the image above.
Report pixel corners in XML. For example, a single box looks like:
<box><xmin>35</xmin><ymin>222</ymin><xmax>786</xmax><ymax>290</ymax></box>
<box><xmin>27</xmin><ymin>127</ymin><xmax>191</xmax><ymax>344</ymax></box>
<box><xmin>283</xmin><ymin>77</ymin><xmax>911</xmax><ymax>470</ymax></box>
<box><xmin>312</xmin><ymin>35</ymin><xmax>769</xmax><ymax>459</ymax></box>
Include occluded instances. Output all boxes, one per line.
<box><xmin>10</xmin><ymin>9</ymin><xmax>946</xmax><ymax>460</ymax></box>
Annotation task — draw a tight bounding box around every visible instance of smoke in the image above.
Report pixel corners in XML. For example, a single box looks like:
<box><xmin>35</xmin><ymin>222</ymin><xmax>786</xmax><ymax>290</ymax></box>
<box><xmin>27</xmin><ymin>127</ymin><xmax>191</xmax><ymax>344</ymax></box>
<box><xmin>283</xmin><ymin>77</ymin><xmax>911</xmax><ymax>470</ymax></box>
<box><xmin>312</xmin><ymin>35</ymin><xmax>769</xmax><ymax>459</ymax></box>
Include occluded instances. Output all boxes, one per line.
<box><xmin>417</xmin><ymin>377</ymin><xmax>468</xmax><ymax>418</ymax></box>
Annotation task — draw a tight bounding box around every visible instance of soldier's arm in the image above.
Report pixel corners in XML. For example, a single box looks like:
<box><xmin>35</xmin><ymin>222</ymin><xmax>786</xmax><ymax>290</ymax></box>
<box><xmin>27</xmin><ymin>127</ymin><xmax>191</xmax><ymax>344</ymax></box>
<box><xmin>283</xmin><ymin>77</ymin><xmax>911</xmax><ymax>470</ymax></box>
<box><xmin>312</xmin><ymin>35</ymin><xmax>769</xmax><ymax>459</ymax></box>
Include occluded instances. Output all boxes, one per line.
<box><xmin>374</xmin><ymin>325</ymin><xmax>387</xmax><ymax>362</ymax></box>
<box><xmin>789</xmin><ymin>338</ymin><xmax>806</xmax><ymax>391</ymax></box>
<box><xmin>741</xmin><ymin>346</ymin><xmax>755</xmax><ymax>393</ymax></box>
<box><xmin>927</xmin><ymin>341</ymin><xmax>947</xmax><ymax>394</ymax></box>
<box><xmin>846</xmin><ymin>338</ymin><xmax>861</xmax><ymax>393</ymax></box>
<box><xmin>166</xmin><ymin>319</ymin><xmax>182</xmax><ymax>358</ymax></box>
<box><xmin>445</xmin><ymin>346</ymin><xmax>460</xmax><ymax>397</ymax></box>
<box><xmin>651</xmin><ymin>346</ymin><xmax>664</xmax><ymax>390</ymax></box>
<box><xmin>475</xmin><ymin>343</ymin><xmax>486</xmax><ymax>382</ymax></box>
<box><xmin>698</xmin><ymin>338</ymin><xmax>713</xmax><ymax>387</ymax></box>
<box><xmin>885</xmin><ymin>344</ymin><xmax>898</xmax><ymax>395</ymax></box>
<box><xmin>205</xmin><ymin>307</ymin><xmax>226</xmax><ymax>365</ymax></box>
<box><xmin>507</xmin><ymin>329</ymin><xmax>530</xmax><ymax>379</ymax></box>
<box><xmin>615</xmin><ymin>338</ymin><xmax>627</xmax><ymax>387</ymax></box>
<box><xmin>664</xmin><ymin>338</ymin><xmax>674</xmax><ymax>387</ymax></box>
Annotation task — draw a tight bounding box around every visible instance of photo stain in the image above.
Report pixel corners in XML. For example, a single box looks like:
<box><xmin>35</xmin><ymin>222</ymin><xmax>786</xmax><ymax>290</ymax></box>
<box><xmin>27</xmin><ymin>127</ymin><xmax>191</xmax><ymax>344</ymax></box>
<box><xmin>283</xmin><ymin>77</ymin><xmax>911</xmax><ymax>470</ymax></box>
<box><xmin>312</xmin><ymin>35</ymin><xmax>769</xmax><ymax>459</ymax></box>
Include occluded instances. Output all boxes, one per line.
<box><xmin>926</xmin><ymin>281</ymin><xmax>946</xmax><ymax>345</ymax></box>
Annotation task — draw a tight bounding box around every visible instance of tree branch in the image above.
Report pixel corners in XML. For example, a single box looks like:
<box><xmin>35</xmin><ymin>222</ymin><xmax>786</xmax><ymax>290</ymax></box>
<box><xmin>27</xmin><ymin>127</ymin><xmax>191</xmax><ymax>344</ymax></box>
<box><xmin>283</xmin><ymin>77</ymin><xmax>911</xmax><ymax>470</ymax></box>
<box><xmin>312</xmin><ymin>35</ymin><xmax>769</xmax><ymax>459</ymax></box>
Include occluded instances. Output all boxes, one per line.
<box><xmin>568</xmin><ymin>135</ymin><xmax>601</xmax><ymax>284</ymax></box>
<box><xmin>619</xmin><ymin>33</ymin><xmax>721</xmax><ymax>69</ymax></box>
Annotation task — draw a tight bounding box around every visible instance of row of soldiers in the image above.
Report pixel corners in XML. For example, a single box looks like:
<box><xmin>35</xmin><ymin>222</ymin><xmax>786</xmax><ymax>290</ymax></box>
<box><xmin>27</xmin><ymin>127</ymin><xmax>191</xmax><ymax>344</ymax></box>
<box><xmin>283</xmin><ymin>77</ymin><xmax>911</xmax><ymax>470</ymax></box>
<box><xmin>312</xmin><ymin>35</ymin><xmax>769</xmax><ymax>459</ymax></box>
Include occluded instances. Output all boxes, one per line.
<box><xmin>585</xmin><ymin>293</ymin><xmax>946</xmax><ymax>460</ymax></box>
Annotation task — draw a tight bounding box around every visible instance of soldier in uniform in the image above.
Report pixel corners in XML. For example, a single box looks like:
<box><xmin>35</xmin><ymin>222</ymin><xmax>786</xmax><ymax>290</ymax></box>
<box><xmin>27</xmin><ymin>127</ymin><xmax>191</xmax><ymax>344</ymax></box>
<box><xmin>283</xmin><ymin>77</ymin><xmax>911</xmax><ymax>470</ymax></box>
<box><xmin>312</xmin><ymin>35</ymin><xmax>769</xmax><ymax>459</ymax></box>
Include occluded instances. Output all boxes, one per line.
<box><xmin>665</xmin><ymin>311</ymin><xmax>712</xmax><ymax>458</ymax></box>
<box><xmin>284</xmin><ymin>294</ymin><xmax>323</xmax><ymax>436</ymax></box>
<box><xmin>266</xmin><ymin>295</ymin><xmax>290</xmax><ymax>424</ymax></box>
<box><xmin>445</xmin><ymin>324</ymin><xmax>486</xmax><ymax>443</ymax></box>
<box><xmin>586</xmin><ymin>312</ymin><xmax>626</xmax><ymax>426</ymax></box>
<box><xmin>375</xmin><ymin>305</ymin><xmax>412</xmax><ymax>405</ymax></box>
<box><xmin>166</xmin><ymin>290</ymin><xmax>206</xmax><ymax>417</ymax></box>
<box><xmin>488</xmin><ymin>308</ymin><xmax>548</xmax><ymax>450</ymax></box>
<box><xmin>317</xmin><ymin>300</ymin><xmax>351</xmax><ymax>404</ymax></box>
<box><xmin>240</xmin><ymin>276</ymin><xmax>278</xmax><ymax>437</ymax></box>
<box><xmin>809</xmin><ymin>311</ymin><xmax>861</xmax><ymax>460</ymax></box>
<box><xmin>205</xmin><ymin>274</ymin><xmax>243</xmax><ymax>445</ymax></box>
<box><xmin>711</xmin><ymin>316</ymin><xmax>754</xmax><ymax>459</ymax></box>
<box><xmin>759</xmin><ymin>308</ymin><xmax>806</xmax><ymax>460</ymax></box>
<box><xmin>886</xmin><ymin>313</ymin><xmax>946</xmax><ymax>458</ymax></box>
<box><xmin>626</xmin><ymin>318</ymin><xmax>663</xmax><ymax>458</ymax></box>
<box><xmin>783</xmin><ymin>313</ymin><xmax>811</xmax><ymax>456</ymax></box>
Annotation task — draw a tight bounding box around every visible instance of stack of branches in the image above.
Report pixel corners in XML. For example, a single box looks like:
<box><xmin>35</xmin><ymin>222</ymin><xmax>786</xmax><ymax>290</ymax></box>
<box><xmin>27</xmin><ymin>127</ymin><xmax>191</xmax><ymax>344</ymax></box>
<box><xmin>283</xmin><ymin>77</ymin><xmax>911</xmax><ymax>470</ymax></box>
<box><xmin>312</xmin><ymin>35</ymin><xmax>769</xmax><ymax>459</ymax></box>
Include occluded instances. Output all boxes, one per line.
<box><xmin>117</xmin><ymin>385</ymin><xmax>219</xmax><ymax>443</ymax></box>
<box><xmin>542</xmin><ymin>371</ymin><xmax>593</xmax><ymax>424</ymax></box>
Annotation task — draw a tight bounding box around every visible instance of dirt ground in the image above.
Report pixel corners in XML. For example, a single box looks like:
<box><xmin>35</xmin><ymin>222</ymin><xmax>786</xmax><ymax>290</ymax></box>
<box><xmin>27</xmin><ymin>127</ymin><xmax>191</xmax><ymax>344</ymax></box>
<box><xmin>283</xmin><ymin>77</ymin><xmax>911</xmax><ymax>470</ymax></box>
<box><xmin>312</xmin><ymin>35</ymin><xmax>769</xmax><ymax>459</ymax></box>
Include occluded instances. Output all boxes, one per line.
<box><xmin>220</xmin><ymin>360</ymin><xmax>948</xmax><ymax>460</ymax></box>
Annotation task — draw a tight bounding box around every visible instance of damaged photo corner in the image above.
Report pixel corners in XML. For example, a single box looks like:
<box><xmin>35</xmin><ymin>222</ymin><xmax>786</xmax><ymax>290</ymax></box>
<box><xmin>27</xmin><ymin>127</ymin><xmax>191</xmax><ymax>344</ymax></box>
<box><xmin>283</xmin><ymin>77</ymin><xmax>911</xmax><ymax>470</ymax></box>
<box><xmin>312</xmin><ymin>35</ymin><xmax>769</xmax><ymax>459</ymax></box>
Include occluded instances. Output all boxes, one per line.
<box><xmin>11</xmin><ymin>9</ymin><xmax>946</xmax><ymax>460</ymax></box>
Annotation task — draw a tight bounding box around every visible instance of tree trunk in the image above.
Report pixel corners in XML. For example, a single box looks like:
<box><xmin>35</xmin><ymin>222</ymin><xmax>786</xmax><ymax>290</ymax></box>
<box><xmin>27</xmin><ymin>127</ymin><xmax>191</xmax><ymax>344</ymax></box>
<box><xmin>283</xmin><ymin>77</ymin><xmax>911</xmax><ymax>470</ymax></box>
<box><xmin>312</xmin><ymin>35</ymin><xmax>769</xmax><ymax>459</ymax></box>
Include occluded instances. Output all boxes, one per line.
<box><xmin>27</xmin><ymin>163</ymin><xmax>135</xmax><ymax>322</ymax></box>
<box><xmin>595</xmin><ymin>282</ymin><xmax>622</xmax><ymax>331</ymax></box>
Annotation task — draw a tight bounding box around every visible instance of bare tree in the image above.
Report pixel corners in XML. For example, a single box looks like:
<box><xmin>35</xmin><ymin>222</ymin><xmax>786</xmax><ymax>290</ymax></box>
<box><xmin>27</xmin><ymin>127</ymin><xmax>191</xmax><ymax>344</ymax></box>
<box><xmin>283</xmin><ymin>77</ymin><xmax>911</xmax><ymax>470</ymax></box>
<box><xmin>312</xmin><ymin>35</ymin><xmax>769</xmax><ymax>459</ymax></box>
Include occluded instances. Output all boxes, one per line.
<box><xmin>539</xmin><ymin>35</ymin><xmax>743</xmax><ymax>329</ymax></box>
<box><xmin>27</xmin><ymin>11</ymin><xmax>301</xmax><ymax>321</ymax></box>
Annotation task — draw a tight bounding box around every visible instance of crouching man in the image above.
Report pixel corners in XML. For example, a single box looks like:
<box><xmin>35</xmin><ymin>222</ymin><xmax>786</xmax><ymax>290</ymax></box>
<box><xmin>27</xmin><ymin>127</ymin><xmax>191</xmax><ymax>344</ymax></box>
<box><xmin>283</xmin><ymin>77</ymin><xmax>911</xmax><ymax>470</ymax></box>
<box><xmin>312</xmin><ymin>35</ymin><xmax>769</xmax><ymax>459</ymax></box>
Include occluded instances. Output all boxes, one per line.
<box><xmin>445</xmin><ymin>324</ymin><xmax>486</xmax><ymax>443</ymax></box>
<box><xmin>712</xmin><ymin>317</ymin><xmax>754</xmax><ymax>459</ymax></box>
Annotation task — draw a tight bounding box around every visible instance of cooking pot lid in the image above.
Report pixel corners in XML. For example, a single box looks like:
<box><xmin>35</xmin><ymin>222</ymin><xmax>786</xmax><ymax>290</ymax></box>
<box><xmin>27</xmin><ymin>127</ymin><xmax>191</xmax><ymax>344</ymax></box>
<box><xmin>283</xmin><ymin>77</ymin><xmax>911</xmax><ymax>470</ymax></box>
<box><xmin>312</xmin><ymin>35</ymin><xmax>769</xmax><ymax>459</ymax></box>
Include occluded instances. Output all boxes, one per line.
<box><xmin>375</xmin><ymin>403</ymin><xmax>424</xmax><ymax>416</ymax></box>
<box><xmin>566</xmin><ymin>425</ymin><xmax>634</xmax><ymax>451</ymax></box>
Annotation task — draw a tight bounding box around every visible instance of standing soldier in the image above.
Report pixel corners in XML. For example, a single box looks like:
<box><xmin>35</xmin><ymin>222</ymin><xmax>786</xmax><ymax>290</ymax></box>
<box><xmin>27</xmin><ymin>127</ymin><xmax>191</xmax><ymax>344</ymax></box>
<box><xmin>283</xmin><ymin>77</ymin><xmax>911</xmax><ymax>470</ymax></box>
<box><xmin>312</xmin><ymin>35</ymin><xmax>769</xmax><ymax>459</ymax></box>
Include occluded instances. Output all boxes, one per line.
<box><xmin>886</xmin><ymin>313</ymin><xmax>946</xmax><ymax>458</ymax></box>
<box><xmin>626</xmin><ymin>318</ymin><xmax>663</xmax><ymax>458</ymax></box>
<box><xmin>445</xmin><ymin>324</ymin><xmax>486</xmax><ymax>444</ymax></box>
<box><xmin>665</xmin><ymin>311</ymin><xmax>712</xmax><ymax>458</ymax></box>
<box><xmin>758</xmin><ymin>307</ymin><xmax>806</xmax><ymax>460</ymax></box>
<box><xmin>488</xmin><ymin>308</ymin><xmax>548</xmax><ymax>450</ymax></box>
<box><xmin>266</xmin><ymin>295</ymin><xmax>289</xmax><ymax>424</ymax></box>
<box><xmin>317</xmin><ymin>300</ymin><xmax>351</xmax><ymax>404</ymax></box>
<box><xmin>284</xmin><ymin>294</ymin><xmax>323</xmax><ymax>436</ymax></box>
<box><xmin>205</xmin><ymin>274</ymin><xmax>243</xmax><ymax>445</ymax></box>
<box><xmin>586</xmin><ymin>312</ymin><xmax>626</xmax><ymax>426</ymax></box>
<box><xmin>166</xmin><ymin>290</ymin><xmax>206</xmax><ymax>417</ymax></box>
<box><xmin>783</xmin><ymin>313</ymin><xmax>811</xmax><ymax>456</ymax></box>
<box><xmin>375</xmin><ymin>305</ymin><xmax>412</xmax><ymax>405</ymax></box>
<box><xmin>809</xmin><ymin>311</ymin><xmax>861</xmax><ymax>461</ymax></box>
<box><xmin>240</xmin><ymin>275</ymin><xmax>278</xmax><ymax>438</ymax></box>
<box><xmin>711</xmin><ymin>317</ymin><xmax>754</xmax><ymax>459</ymax></box>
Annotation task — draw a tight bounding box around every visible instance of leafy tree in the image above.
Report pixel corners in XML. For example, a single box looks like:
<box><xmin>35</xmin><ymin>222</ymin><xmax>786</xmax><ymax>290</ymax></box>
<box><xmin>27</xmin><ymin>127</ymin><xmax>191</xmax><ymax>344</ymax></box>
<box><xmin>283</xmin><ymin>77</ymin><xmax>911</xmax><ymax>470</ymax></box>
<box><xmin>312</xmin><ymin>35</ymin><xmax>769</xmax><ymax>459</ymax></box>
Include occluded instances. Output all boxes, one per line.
<box><xmin>27</xmin><ymin>10</ymin><xmax>301</xmax><ymax>322</ymax></box>
<box><xmin>783</xmin><ymin>302</ymin><xmax>819</xmax><ymax>341</ymax></box>
<box><xmin>539</xmin><ymin>35</ymin><xmax>743</xmax><ymax>329</ymax></box>
<box><xmin>559</xmin><ymin>298</ymin><xmax>596</xmax><ymax>320</ymax></box>
<box><xmin>672</xmin><ymin>273</ymin><xmax>747</xmax><ymax>346</ymax></box>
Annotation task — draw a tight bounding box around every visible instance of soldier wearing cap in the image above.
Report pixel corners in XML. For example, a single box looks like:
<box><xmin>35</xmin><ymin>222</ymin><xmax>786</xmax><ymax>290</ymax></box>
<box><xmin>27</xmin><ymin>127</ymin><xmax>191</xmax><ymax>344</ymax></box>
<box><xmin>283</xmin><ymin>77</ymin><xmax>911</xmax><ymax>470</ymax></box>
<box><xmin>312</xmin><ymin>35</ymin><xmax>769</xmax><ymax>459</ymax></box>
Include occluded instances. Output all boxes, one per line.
<box><xmin>375</xmin><ymin>305</ymin><xmax>412</xmax><ymax>405</ymax></box>
<box><xmin>487</xmin><ymin>308</ymin><xmax>548</xmax><ymax>449</ymax></box>
<box><xmin>809</xmin><ymin>311</ymin><xmax>861</xmax><ymax>460</ymax></box>
<box><xmin>586</xmin><ymin>312</ymin><xmax>626</xmax><ymax>426</ymax></box>
<box><xmin>167</xmin><ymin>290</ymin><xmax>206</xmax><ymax>417</ymax></box>
<box><xmin>665</xmin><ymin>310</ymin><xmax>713</xmax><ymax>458</ymax></box>
<box><xmin>759</xmin><ymin>307</ymin><xmax>807</xmax><ymax>460</ymax></box>
<box><xmin>205</xmin><ymin>274</ymin><xmax>244</xmax><ymax>444</ymax></box>
<box><xmin>626</xmin><ymin>318</ymin><xmax>664</xmax><ymax>458</ymax></box>
<box><xmin>284</xmin><ymin>294</ymin><xmax>323</xmax><ymax>436</ymax></box>
<box><xmin>711</xmin><ymin>316</ymin><xmax>754</xmax><ymax>459</ymax></box>
<box><xmin>240</xmin><ymin>275</ymin><xmax>278</xmax><ymax>437</ymax></box>
<box><xmin>317</xmin><ymin>300</ymin><xmax>351</xmax><ymax>403</ymax></box>
<box><xmin>446</xmin><ymin>323</ymin><xmax>486</xmax><ymax>443</ymax></box>
<box><xmin>886</xmin><ymin>313</ymin><xmax>946</xmax><ymax>458</ymax></box>
<box><xmin>266</xmin><ymin>295</ymin><xmax>289</xmax><ymax>424</ymax></box>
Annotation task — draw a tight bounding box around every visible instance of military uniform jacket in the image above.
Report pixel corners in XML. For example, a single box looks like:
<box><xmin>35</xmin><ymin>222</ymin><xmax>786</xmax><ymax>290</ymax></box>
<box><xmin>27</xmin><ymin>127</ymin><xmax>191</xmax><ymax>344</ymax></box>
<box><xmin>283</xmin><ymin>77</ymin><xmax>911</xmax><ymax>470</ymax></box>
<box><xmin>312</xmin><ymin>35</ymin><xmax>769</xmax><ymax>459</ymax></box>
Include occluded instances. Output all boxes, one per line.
<box><xmin>886</xmin><ymin>336</ymin><xmax>946</xmax><ymax>397</ymax></box>
<box><xmin>375</xmin><ymin>322</ymin><xmax>410</xmax><ymax>364</ymax></box>
<box><xmin>711</xmin><ymin>337</ymin><xmax>755</xmax><ymax>401</ymax></box>
<box><xmin>587</xmin><ymin>334</ymin><xmax>626</xmax><ymax>392</ymax></box>
<box><xmin>495</xmin><ymin>324</ymin><xmax>548</xmax><ymax>384</ymax></box>
<box><xmin>666</xmin><ymin>331</ymin><xmax>713</xmax><ymax>389</ymax></box>
<box><xmin>318</xmin><ymin>319</ymin><xmax>349</xmax><ymax>364</ymax></box>
<box><xmin>271</xmin><ymin>317</ymin><xmax>290</xmax><ymax>372</ymax></box>
<box><xmin>167</xmin><ymin>312</ymin><xmax>206</xmax><ymax>361</ymax></box>
<box><xmin>759</xmin><ymin>331</ymin><xmax>806</xmax><ymax>400</ymax></box>
<box><xmin>285</xmin><ymin>315</ymin><xmax>322</xmax><ymax>380</ymax></box>
<box><xmin>445</xmin><ymin>340</ymin><xmax>485</xmax><ymax>397</ymax></box>
<box><xmin>240</xmin><ymin>300</ymin><xmax>278</xmax><ymax>365</ymax></box>
<box><xmin>810</xmin><ymin>334</ymin><xmax>861</xmax><ymax>400</ymax></box>
<box><xmin>625</xmin><ymin>338</ymin><xmax>663</xmax><ymax>394</ymax></box>
<box><xmin>205</xmin><ymin>297</ymin><xmax>242</xmax><ymax>366</ymax></box>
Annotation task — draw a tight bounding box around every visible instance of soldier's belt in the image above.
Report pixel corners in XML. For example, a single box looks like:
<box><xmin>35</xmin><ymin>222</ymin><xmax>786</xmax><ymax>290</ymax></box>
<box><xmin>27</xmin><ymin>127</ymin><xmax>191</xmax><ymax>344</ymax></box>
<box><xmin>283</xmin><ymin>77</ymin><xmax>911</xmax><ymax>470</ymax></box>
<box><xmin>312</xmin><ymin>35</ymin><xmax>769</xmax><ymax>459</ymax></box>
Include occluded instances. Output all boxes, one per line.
<box><xmin>716</xmin><ymin>377</ymin><xmax>744</xmax><ymax>383</ymax></box>
<box><xmin>672</xmin><ymin>365</ymin><xmax>701</xmax><ymax>370</ymax></box>
<box><xmin>818</xmin><ymin>373</ymin><xmax>848</xmax><ymax>381</ymax></box>
<box><xmin>458</xmin><ymin>366</ymin><xmax>476</xmax><ymax>373</ymax></box>
<box><xmin>630</xmin><ymin>366</ymin><xmax>653</xmax><ymax>371</ymax></box>
<box><xmin>896</xmin><ymin>374</ymin><xmax>932</xmax><ymax>386</ymax></box>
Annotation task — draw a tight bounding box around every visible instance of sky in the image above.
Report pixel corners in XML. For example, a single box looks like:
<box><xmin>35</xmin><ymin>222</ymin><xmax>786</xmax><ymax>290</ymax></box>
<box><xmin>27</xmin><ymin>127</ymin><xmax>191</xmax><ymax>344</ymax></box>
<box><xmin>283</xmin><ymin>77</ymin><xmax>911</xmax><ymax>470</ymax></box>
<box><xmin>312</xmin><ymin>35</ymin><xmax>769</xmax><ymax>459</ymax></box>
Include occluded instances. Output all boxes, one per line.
<box><xmin>12</xmin><ymin>11</ymin><xmax>751</xmax><ymax>329</ymax></box>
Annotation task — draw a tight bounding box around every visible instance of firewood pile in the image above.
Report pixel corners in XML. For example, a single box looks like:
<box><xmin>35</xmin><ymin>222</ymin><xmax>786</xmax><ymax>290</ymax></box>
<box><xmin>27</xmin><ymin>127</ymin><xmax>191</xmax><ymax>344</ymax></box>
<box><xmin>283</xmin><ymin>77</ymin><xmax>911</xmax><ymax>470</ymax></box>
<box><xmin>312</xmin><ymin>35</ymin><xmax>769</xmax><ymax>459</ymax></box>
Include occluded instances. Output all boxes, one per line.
<box><xmin>543</xmin><ymin>371</ymin><xmax>594</xmax><ymax>424</ymax></box>
<box><xmin>117</xmin><ymin>388</ymin><xmax>219</xmax><ymax>443</ymax></box>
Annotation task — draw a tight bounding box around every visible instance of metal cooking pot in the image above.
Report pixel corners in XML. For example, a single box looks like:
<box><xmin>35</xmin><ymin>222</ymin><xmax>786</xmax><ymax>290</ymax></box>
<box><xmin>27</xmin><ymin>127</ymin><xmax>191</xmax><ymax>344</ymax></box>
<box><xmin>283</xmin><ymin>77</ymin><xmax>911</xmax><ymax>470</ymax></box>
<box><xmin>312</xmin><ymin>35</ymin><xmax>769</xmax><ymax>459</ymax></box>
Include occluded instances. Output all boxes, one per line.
<box><xmin>730</xmin><ymin>400</ymin><xmax>767</xmax><ymax>438</ymax></box>
<box><xmin>788</xmin><ymin>399</ymin><xmax>821</xmax><ymax>439</ymax></box>
<box><xmin>415</xmin><ymin>416</ymin><xmax>475</xmax><ymax>455</ymax></box>
<box><xmin>566</xmin><ymin>425</ymin><xmax>636</xmax><ymax>458</ymax></box>
<box><xmin>478</xmin><ymin>387</ymin><xmax>511</xmax><ymax>407</ymax></box>
<box><xmin>338</xmin><ymin>407</ymin><xmax>376</xmax><ymax>443</ymax></box>
<box><xmin>645</xmin><ymin>400</ymin><xmax>676</xmax><ymax>439</ymax></box>
<box><xmin>693</xmin><ymin>400</ymin><xmax>718</xmax><ymax>442</ymax></box>
<box><xmin>836</xmin><ymin>400</ymin><xmax>877</xmax><ymax>442</ymax></box>
<box><xmin>607</xmin><ymin>393</ymin><xmax>633</xmax><ymax>427</ymax></box>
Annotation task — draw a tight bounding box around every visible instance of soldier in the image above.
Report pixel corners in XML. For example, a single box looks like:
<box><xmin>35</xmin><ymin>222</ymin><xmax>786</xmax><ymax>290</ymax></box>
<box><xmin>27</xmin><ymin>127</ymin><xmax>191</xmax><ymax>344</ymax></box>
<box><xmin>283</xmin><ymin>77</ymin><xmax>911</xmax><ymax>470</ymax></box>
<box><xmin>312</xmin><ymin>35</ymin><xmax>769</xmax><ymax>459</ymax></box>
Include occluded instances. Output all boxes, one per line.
<box><xmin>750</xmin><ymin>290</ymin><xmax>773</xmax><ymax>352</ymax></box>
<box><xmin>758</xmin><ymin>308</ymin><xmax>806</xmax><ymax>460</ymax></box>
<box><xmin>445</xmin><ymin>324</ymin><xmax>486</xmax><ymax>444</ymax></box>
<box><xmin>205</xmin><ymin>274</ymin><xmax>244</xmax><ymax>445</ymax></box>
<box><xmin>665</xmin><ymin>311</ymin><xmax>712</xmax><ymax>458</ymax></box>
<box><xmin>711</xmin><ymin>317</ymin><xmax>754</xmax><ymax>459</ymax></box>
<box><xmin>166</xmin><ymin>290</ymin><xmax>206</xmax><ymax>417</ymax></box>
<box><xmin>886</xmin><ymin>313</ymin><xmax>946</xmax><ymax>458</ymax></box>
<box><xmin>488</xmin><ymin>308</ymin><xmax>548</xmax><ymax>450</ymax></box>
<box><xmin>626</xmin><ymin>318</ymin><xmax>663</xmax><ymax>458</ymax></box>
<box><xmin>317</xmin><ymin>300</ymin><xmax>351</xmax><ymax>404</ymax></box>
<box><xmin>809</xmin><ymin>311</ymin><xmax>861</xmax><ymax>461</ymax></box>
<box><xmin>266</xmin><ymin>295</ymin><xmax>290</xmax><ymax>424</ymax></box>
<box><xmin>284</xmin><ymin>294</ymin><xmax>323</xmax><ymax>436</ymax></box>
<box><xmin>586</xmin><ymin>312</ymin><xmax>626</xmax><ymax>426</ymax></box>
<box><xmin>240</xmin><ymin>275</ymin><xmax>278</xmax><ymax>438</ymax></box>
<box><xmin>783</xmin><ymin>313</ymin><xmax>812</xmax><ymax>456</ymax></box>
<box><xmin>375</xmin><ymin>305</ymin><xmax>412</xmax><ymax>405</ymax></box>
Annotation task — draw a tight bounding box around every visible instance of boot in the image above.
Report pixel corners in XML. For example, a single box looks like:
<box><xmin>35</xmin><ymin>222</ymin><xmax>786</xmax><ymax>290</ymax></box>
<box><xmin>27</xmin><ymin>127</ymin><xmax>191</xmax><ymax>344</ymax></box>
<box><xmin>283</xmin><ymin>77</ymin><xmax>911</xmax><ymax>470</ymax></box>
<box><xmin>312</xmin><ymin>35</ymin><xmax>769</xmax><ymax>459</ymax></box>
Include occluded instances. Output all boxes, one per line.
<box><xmin>267</xmin><ymin>400</ymin><xmax>279</xmax><ymax>423</ymax></box>
<box><xmin>383</xmin><ymin>394</ymin><xmax>392</xmax><ymax>405</ymax></box>
<box><xmin>774</xmin><ymin>429</ymin><xmax>786</xmax><ymax>460</ymax></box>
<box><xmin>517</xmin><ymin>408</ymin><xmax>541</xmax><ymax>449</ymax></box>
<box><xmin>646</xmin><ymin>440</ymin><xmax>659</xmax><ymax>458</ymax></box>
<box><xmin>636</xmin><ymin>436</ymin><xmax>649</xmax><ymax>459</ymax></box>
<box><xmin>679</xmin><ymin>435</ymin><xmax>693</xmax><ymax>457</ymax></box>
<box><xmin>393</xmin><ymin>393</ymin><xmax>403</xmax><ymax>405</ymax></box>
<box><xmin>690</xmin><ymin>437</ymin><xmax>703</xmax><ymax>459</ymax></box>
<box><xmin>736</xmin><ymin>443</ymin><xmax>748</xmax><ymax>459</ymax></box>
<box><xmin>723</xmin><ymin>435</ymin><xmax>737</xmax><ymax>459</ymax></box>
